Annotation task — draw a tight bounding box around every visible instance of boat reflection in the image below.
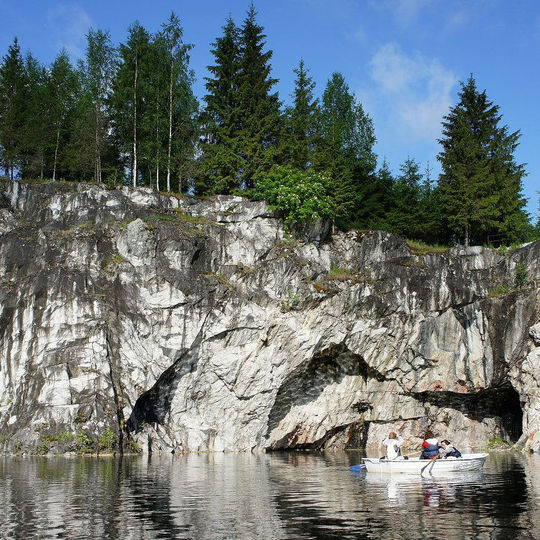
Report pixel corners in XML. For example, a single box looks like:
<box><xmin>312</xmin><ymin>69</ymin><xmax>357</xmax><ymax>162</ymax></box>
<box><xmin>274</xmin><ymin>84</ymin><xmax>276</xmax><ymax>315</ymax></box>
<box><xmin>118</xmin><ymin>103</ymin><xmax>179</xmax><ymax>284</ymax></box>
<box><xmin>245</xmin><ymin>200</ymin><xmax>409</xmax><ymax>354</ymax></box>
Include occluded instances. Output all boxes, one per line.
<box><xmin>364</xmin><ymin>471</ymin><xmax>485</xmax><ymax>507</ymax></box>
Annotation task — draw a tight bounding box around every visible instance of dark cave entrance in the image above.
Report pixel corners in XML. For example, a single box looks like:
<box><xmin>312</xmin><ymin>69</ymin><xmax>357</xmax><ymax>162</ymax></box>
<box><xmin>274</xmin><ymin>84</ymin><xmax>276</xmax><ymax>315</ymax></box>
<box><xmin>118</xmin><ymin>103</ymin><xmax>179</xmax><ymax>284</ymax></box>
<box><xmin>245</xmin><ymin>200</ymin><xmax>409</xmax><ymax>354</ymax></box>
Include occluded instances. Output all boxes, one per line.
<box><xmin>415</xmin><ymin>383</ymin><xmax>523</xmax><ymax>443</ymax></box>
<box><xmin>495</xmin><ymin>386</ymin><xmax>523</xmax><ymax>443</ymax></box>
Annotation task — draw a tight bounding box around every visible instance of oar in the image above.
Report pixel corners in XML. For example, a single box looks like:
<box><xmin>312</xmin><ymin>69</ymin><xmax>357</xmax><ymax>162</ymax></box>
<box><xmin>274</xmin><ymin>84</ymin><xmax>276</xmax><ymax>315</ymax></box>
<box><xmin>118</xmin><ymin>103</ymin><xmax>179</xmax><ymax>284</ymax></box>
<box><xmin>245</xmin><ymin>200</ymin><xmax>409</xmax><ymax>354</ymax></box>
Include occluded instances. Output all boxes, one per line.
<box><xmin>420</xmin><ymin>454</ymin><xmax>440</xmax><ymax>475</ymax></box>
<box><xmin>349</xmin><ymin>464</ymin><xmax>366</xmax><ymax>472</ymax></box>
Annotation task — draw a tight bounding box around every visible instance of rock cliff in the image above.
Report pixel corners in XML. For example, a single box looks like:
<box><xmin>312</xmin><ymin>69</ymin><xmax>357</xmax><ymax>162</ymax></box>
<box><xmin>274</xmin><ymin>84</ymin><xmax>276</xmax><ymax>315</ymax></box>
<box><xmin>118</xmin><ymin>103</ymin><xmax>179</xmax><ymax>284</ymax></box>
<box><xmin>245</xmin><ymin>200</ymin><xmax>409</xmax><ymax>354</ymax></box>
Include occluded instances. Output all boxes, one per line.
<box><xmin>0</xmin><ymin>180</ymin><xmax>539</xmax><ymax>454</ymax></box>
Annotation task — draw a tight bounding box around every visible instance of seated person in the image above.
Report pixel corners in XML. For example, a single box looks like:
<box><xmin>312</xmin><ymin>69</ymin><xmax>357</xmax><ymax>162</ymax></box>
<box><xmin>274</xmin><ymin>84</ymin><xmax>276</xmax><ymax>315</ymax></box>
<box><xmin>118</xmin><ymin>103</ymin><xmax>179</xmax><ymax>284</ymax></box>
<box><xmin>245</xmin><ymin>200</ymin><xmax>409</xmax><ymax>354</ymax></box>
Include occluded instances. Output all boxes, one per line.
<box><xmin>439</xmin><ymin>439</ymin><xmax>462</xmax><ymax>458</ymax></box>
<box><xmin>381</xmin><ymin>431</ymin><xmax>404</xmax><ymax>460</ymax></box>
<box><xmin>420</xmin><ymin>430</ymin><xmax>440</xmax><ymax>459</ymax></box>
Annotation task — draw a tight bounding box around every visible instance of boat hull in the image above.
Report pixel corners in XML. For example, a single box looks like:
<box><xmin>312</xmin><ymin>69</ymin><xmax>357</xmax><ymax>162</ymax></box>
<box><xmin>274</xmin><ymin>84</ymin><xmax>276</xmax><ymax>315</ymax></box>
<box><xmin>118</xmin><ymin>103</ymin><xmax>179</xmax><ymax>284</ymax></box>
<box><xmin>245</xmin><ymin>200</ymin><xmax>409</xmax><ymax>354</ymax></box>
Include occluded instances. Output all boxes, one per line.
<box><xmin>362</xmin><ymin>453</ymin><xmax>488</xmax><ymax>474</ymax></box>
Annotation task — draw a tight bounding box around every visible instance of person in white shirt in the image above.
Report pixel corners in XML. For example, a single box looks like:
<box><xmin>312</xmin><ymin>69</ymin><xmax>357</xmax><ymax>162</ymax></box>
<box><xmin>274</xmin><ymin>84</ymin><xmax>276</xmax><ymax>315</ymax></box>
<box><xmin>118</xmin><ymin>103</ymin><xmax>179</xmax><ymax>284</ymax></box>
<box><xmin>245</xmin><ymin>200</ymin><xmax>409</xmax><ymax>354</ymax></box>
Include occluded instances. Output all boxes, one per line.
<box><xmin>381</xmin><ymin>431</ymin><xmax>404</xmax><ymax>460</ymax></box>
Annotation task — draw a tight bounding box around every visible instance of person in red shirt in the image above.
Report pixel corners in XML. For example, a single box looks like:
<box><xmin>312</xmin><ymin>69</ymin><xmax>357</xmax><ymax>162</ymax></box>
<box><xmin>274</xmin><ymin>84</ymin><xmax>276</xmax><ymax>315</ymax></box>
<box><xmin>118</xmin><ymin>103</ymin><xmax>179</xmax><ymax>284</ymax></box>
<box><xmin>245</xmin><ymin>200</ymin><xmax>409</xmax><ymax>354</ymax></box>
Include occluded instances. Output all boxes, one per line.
<box><xmin>421</xmin><ymin>429</ymin><xmax>440</xmax><ymax>459</ymax></box>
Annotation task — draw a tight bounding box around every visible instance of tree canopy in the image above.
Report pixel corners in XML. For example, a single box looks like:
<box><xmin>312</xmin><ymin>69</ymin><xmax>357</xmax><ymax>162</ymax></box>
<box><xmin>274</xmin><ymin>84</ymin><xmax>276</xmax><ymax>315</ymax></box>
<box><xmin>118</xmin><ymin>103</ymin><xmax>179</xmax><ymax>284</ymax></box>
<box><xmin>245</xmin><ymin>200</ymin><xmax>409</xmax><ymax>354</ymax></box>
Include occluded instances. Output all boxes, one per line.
<box><xmin>0</xmin><ymin>14</ymin><xmax>534</xmax><ymax>245</ymax></box>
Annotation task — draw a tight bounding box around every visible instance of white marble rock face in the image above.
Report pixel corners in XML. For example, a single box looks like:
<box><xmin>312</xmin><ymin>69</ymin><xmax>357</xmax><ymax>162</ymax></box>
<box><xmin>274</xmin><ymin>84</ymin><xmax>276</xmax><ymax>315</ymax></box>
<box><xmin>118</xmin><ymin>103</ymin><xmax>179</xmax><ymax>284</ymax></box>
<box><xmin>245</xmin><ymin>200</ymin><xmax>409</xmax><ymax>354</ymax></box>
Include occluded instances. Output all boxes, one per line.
<box><xmin>0</xmin><ymin>181</ymin><xmax>539</xmax><ymax>454</ymax></box>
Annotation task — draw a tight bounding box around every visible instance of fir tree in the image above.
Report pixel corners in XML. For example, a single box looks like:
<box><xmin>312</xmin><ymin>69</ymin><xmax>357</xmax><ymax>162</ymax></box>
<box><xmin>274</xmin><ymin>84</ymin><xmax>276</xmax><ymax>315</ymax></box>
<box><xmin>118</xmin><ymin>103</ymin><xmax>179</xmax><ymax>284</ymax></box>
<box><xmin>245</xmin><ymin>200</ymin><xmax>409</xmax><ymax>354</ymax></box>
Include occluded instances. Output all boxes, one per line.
<box><xmin>438</xmin><ymin>75</ymin><xmax>528</xmax><ymax>246</ymax></box>
<box><xmin>315</xmin><ymin>72</ymin><xmax>376</xmax><ymax>225</ymax></box>
<box><xmin>281</xmin><ymin>59</ymin><xmax>319</xmax><ymax>170</ymax></box>
<box><xmin>19</xmin><ymin>53</ymin><xmax>49</xmax><ymax>179</ymax></box>
<box><xmin>0</xmin><ymin>38</ymin><xmax>26</xmax><ymax>179</ymax></box>
<box><xmin>199</xmin><ymin>16</ymin><xmax>242</xmax><ymax>194</ymax></box>
<box><xmin>387</xmin><ymin>157</ymin><xmax>423</xmax><ymax>238</ymax></box>
<box><xmin>236</xmin><ymin>4</ymin><xmax>281</xmax><ymax>190</ymax></box>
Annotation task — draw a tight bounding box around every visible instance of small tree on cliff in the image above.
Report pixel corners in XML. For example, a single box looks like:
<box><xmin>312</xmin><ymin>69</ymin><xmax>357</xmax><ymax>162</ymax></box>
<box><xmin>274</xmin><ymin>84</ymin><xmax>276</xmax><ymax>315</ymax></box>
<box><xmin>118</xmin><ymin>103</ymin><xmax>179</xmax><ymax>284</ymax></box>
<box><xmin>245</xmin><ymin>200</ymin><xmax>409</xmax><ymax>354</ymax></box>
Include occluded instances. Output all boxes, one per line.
<box><xmin>437</xmin><ymin>75</ymin><xmax>528</xmax><ymax>246</ymax></box>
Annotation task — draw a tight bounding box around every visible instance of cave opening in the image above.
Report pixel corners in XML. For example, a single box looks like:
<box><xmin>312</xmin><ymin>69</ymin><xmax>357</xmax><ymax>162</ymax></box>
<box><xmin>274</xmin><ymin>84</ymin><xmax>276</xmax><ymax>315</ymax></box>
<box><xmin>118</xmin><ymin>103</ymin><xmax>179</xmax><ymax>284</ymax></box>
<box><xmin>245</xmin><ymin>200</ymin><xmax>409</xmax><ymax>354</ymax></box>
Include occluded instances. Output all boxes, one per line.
<box><xmin>415</xmin><ymin>383</ymin><xmax>523</xmax><ymax>444</ymax></box>
<box><xmin>494</xmin><ymin>385</ymin><xmax>523</xmax><ymax>443</ymax></box>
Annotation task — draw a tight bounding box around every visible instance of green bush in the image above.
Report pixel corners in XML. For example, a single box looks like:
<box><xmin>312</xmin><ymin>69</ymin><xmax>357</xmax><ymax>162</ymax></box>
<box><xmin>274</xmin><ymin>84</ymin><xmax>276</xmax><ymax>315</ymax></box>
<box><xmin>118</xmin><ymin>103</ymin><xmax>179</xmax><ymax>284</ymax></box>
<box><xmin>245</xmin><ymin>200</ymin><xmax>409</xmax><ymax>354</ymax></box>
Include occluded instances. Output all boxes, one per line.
<box><xmin>515</xmin><ymin>263</ymin><xmax>528</xmax><ymax>288</ymax></box>
<box><xmin>254</xmin><ymin>166</ymin><xmax>334</xmax><ymax>231</ymax></box>
<box><xmin>98</xmin><ymin>428</ymin><xmax>116</xmax><ymax>452</ymax></box>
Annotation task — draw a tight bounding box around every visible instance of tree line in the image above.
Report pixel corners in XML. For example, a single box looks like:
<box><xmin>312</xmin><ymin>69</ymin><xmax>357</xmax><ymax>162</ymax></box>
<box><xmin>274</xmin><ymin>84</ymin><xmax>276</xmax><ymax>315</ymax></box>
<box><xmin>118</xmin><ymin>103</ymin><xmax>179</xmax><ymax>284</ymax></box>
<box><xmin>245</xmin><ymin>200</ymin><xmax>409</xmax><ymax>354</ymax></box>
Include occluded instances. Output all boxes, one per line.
<box><xmin>0</xmin><ymin>5</ymin><xmax>536</xmax><ymax>246</ymax></box>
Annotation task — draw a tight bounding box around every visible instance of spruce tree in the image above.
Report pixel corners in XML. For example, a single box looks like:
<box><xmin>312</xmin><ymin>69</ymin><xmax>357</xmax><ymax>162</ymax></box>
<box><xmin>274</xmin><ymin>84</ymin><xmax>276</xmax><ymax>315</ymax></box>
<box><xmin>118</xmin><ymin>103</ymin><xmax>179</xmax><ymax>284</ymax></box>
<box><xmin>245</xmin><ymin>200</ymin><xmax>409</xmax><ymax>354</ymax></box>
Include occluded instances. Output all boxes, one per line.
<box><xmin>438</xmin><ymin>75</ymin><xmax>528</xmax><ymax>246</ymax></box>
<box><xmin>20</xmin><ymin>53</ymin><xmax>49</xmax><ymax>179</ymax></box>
<box><xmin>236</xmin><ymin>4</ymin><xmax>281</xmax><ymax>190</ymax></box>
<box><xmin>315</xmin><ymin>72</ymin><xmax>376</xmax><ymax>225</ymax></box>
<box><xmin>0</xmin><ymin>38</ymin><xmax>26</xmax><ymax>179</ymax></box>
<box><xmin>281</xmin><ymin>59</ymin><xmax>319</xmax><ymax>170</ymax></box>
<box><xmin>200</xmin><ymin>16</ymin><xmax>242</xmax><ymax>194</ymax></box>
<box><xmin>387</xmin><ymin>157</ymin><xmax>423</xmax><ymax>239</ymax></box>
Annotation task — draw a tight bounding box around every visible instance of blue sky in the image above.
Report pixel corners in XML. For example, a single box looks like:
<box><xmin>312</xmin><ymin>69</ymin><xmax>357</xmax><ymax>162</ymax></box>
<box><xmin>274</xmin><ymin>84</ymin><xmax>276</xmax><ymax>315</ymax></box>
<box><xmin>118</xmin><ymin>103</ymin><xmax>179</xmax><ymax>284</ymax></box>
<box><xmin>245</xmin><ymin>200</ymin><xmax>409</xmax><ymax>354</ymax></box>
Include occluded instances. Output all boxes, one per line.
<box><xmin>0</xmin><ymin>0</ymin><xmax>538</xmax><ymax>221</ymax></box>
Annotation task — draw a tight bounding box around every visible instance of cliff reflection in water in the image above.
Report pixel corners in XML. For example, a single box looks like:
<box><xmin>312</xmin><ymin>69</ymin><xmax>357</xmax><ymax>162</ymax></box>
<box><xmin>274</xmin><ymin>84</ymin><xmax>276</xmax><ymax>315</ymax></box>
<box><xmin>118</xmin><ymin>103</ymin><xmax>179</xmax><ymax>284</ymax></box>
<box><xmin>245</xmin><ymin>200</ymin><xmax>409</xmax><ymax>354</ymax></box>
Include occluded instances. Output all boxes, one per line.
<box><xmin>0</xmin><ymin>451</ymin><xmax>539</xmax><ymax>539</ymax></box>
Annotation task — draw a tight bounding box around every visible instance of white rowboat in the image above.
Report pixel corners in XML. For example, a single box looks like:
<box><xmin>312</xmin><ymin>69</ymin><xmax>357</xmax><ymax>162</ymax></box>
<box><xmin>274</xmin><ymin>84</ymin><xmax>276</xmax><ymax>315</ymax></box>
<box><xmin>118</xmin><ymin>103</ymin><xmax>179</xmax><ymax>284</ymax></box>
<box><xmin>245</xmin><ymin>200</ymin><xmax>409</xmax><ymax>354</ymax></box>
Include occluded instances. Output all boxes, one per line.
<box><xmin>362</xmin><ymin>453</ymin><xmax>489</xmax><ymax>474</ymax></box>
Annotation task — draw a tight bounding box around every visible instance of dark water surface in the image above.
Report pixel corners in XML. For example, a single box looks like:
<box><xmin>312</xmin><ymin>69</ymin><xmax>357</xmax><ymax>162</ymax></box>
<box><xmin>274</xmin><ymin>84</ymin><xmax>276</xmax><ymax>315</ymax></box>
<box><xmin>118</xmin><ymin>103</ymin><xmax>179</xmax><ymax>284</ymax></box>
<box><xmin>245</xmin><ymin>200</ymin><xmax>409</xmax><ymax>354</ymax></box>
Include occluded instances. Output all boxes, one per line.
<box><xmin>1</xmin><ymin>451</ymin><xmax>539</xmax><ymax>539</ymax></box>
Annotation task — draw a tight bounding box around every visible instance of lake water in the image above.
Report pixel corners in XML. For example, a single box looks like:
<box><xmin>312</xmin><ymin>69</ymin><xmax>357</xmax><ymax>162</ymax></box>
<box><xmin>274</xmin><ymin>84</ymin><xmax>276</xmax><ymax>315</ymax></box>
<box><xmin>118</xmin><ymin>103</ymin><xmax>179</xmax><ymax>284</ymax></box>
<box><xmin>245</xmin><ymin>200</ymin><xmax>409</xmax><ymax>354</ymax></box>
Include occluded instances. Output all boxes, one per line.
<box><xmin>1</xmin><ymin>451</ymin><xmax>539</xmax><ymax>539</ymax></box>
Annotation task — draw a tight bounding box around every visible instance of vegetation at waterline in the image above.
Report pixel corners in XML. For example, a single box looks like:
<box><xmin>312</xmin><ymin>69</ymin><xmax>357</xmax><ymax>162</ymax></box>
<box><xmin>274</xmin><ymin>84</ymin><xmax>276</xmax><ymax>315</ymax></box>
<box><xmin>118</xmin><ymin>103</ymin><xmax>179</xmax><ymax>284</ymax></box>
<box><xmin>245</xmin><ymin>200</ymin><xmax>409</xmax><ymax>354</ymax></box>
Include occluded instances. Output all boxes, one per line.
<box><xmin>0</xmin><ymin>5</ymin><xmax>538</xmax><ymax>246</ymax></box>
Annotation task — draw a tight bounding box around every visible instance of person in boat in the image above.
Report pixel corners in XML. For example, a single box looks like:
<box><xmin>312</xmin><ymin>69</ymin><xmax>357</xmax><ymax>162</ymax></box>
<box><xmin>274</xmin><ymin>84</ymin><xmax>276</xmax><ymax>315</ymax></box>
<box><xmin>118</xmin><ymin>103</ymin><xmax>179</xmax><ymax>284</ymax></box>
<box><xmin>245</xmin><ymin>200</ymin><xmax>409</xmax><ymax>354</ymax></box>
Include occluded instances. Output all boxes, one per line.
<box><xmin>420</xmin><ymin>429</ymin><xmax>440</xmax><ymax>459</ymax></box>
<box><xmin>439</xmin><ymin>439</ymin><xmax>462</xmax><ymax>458</ymax></box>
<box><xmin>381</xmin><ymin>431</ymin><xmax>405</xmax><ymax>460</ymax></box>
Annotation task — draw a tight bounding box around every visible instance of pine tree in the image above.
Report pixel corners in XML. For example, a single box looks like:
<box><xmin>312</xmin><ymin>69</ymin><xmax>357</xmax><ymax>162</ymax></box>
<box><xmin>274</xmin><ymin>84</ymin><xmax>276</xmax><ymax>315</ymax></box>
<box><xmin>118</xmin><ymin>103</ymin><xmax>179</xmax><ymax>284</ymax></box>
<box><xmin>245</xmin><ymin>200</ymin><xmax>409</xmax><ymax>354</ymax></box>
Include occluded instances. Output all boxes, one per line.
<box><xmin>0</xmin><ymin>38</ymin><xmax>26</xmax><ymax>179</ymax></box>
<box><xmin>438</xmin><ymin>75</ymin><xmax>528</xmax><ymax>246</ymax></box>
<box><xmin>281</xmin><ymin>59</ymin><xmax>319</xmax><ymax>170</ymax></box>
<box><xmin>199</xmin><ymin>16</ymin><xmax>242</xmax><ymax>194</ymax></box>
<box><xmin>236</xmin><ymin>4</ymin><xmax>281</xmax><ymax>190</ymax></box>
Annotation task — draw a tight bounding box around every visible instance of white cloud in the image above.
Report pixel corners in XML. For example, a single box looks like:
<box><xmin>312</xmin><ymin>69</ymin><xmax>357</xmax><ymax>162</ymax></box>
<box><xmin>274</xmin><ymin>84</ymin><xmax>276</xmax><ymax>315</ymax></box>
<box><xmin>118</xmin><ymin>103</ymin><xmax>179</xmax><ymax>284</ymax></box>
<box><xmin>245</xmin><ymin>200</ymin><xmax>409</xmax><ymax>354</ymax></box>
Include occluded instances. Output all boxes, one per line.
<box><xmin>46</xmin><ymin>2</ymin><xmax>92</xmax><ymax>59</ymax></box>
<box><xmin>369</xmin><ymin>43</ymin><xmax>457</xmax><ymax>142</ymax></box>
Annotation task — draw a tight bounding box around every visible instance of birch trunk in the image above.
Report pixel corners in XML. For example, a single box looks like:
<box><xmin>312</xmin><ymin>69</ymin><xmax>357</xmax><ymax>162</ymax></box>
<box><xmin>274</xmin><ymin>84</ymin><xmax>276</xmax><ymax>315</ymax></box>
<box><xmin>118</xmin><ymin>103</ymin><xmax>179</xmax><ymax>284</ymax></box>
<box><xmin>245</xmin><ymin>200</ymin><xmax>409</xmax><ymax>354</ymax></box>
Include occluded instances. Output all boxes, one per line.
<box><xmin>52</xmin><ymin>125</ymin><xmax>60</xmax><ymax>181</ymax></box>
<box><xmin>132</xmin><ymin>54</ymin><xmax>138</xmax><ymax>188</ymax></box>
<box><xmin>166</xmin><ymin>59</ymin><xmax>173</xmax><ymax>192</ymax></box>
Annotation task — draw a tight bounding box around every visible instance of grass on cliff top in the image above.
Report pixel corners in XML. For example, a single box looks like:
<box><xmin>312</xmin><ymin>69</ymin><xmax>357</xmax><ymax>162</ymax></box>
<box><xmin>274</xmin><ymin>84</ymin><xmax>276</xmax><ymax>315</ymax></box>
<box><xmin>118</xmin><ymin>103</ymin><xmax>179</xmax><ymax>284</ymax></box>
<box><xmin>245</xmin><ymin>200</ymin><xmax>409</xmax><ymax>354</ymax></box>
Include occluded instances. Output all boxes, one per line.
<box><xmin>406</xmin><ymin>239</ymin><xmax>450</xmax><ymax>255</ymax></box>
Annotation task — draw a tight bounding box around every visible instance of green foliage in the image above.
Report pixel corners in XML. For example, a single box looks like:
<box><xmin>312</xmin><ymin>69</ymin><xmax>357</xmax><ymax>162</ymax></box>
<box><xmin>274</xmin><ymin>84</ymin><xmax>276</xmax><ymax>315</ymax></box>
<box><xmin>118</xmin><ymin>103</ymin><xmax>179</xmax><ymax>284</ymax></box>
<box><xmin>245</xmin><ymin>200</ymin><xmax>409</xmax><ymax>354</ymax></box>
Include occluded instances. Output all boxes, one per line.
<box><xmin>280</xmin><ymin>287</ymin><xmax>299</xmax><ymax>312</ymax></box>
<box><xmin>487</xmin><ymin>437</ymin><xmax>511</xmax><ymax>449</ymax></box>
<box><xmin>438</xmin><ymin>75</ymin><xmax>528</xmax><ymax>246</ymax></box>
<box><xmin>76</xmin><ymin>430</ymin><xmax>93</xmax><ymax>452</ymax></box>
<box><xmin>326</xmin><ymin>264</ymin><xmax>357</xmax><ymax>281</ymax></box>
<box><xmin>0</xmin><ymin>38</ymin><xmax>26</xmax><ymax>179</ymax></box>
<box><xmin>280</xmin><ymin>59</ymin><xmax>319</xmax><ymax>170</ymax></box>
<box><xmin>199</xmin><ymin>16</ymin><xmax>242</xmax><ymax>194</ymax></box>
<box><xmin>314</xmin><ymin>71</ymin><xmax>377</xmax><ymax>227</ymax></box>
<box><xmin>175</xmin><ymin>207</ymin><xmax>206</xmax><ymax>223</ymax></box>
<box><xmin>406</xmin><ymin>240</ymin><xmax>450</xmax><ymax>256</ymax></box>
<box><xmin>101</xmin><ymin>253</ymin><xmax>127</xmax><ymax>269</ymax></box>
<box><xmin>203</xmin><ymin>272</ymin><xmax>232</xmax><ymax>288</ymax></box>
<box><xmin>489</xmin><ymin>284</ymin><xmax>511</xmax><ymax>298</ymax></box>
<box><xmin>98</xmin><ymin>428</ymin><xmax>116</xmax><ymax>452</ymax></box>
<box><xmin>254</xmin><ymin>166</ymin><xmax>334</xmax><ymax>231</ymax></box>
<box><xmin>515</xmin><ymin>262</ymin><xmax>528</xmax><ymax>288</ymax></box>
<box><xmin>36</xmin><ymin>439</ymin><xmax>51</xmax><ymax>454</ymax></box>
